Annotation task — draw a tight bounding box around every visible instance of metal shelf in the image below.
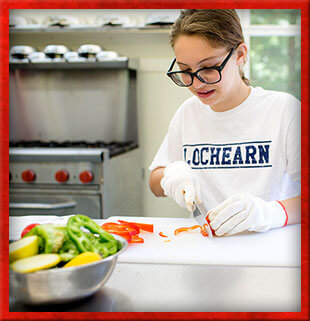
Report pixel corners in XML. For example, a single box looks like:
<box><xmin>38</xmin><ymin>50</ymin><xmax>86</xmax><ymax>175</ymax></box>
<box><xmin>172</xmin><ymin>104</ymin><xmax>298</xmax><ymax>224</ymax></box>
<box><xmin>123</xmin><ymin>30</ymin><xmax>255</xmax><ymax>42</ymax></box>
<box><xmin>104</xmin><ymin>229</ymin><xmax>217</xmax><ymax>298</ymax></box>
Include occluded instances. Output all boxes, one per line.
<box><xmin>9</xmin><ymin>58</ymin><xmax>139</xmax><ymax>70</ymax></box>
<box><xmin>9</xmin><ymin>25</ymin><xmax>171</xmax><ymax>34</ymax></box>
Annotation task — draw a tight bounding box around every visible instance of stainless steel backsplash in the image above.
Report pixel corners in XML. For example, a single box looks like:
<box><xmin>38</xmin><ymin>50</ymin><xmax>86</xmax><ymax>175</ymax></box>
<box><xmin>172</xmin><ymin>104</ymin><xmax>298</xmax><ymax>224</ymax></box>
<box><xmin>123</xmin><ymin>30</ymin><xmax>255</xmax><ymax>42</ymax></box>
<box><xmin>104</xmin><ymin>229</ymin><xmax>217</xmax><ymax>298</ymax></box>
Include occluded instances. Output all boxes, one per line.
<box><xmin>9</xmin><ymin>67</ymin><xmax>137</xmax><ymax>143</ymax></box>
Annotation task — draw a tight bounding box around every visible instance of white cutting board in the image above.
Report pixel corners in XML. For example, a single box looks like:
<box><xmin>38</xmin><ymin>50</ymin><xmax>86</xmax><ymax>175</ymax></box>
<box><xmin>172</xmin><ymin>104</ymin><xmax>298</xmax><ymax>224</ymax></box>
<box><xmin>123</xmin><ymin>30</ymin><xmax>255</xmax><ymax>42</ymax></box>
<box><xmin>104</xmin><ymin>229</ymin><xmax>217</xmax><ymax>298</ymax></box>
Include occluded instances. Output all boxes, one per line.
<box><xmin>9</xmin><ymin>215</ymin><xmax>301</xmax><ymax>267</ymax></box>
<box><xmin>103</xmin><ymin>216</ymin><xmax>301</xmax><ymax>267</ymax></box>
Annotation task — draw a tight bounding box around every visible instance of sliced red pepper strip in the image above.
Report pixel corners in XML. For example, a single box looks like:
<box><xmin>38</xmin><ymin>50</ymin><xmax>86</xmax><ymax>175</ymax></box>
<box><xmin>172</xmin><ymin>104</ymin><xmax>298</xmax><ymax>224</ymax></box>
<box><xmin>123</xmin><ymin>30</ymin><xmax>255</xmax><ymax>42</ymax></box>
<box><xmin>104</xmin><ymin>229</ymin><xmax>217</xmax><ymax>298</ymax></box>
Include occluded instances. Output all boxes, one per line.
<box><xmin>130</xmin><ymin>235</ymin><xmax>144</xmax><ymax>243</ymax></box>
<box><xmin>117</xmin><ymin>220</ymin><xmax>140</xmax><ymax>234</ymax></box>
<box><xmin>133</xmin><ymin>223</ymin><xmax>153</xmax><ymax>233</ymax></box>
<box><xmin>174</xmin><ymin>225</ymin><xmax>202</xmax><ymax>236</ymax></box>
<box><xmin>159</xmin><ymin>232</ymin><xmax>168</xmax><ymax>238</ymax></box>
<box><xmin>202</xmin><ymin>223</ymin><xmax>214</xmax><ymax>237</ymax></box>
<box><xmin>206</xmin><ymin>213</ymin><xmax>211</xmax><ymax>225</ymax></box>
<box><xmin>101</xmin><ymin>222</ymin><xmax>121</xmax><ymax>228</ymax></box>
<box><xmin>113</xmin><ymin>231</ymin><xmax>133</xmax><ymax>242</ymax></box>
<box><xmin>136</xmin><ymin>223</ymin><xmax>153</xmax><ymax>233</ymax></box>
<box><xmin>101</xmin><ymin>222</ymin><xmax>146</xmax><ymax>243</ymax></box>
<box><xmin>101</xmin><ymin>228</ymin><xmax>130</xmax><ymax>237</ymax></box>
<box><xmin>118</xmin><ymin>220</ymin><xmax>153</xmax><ymax>233</ymax></box>
<box><xmin>200</xmin><ymin>227</ymin><xmax>209</xmax><ymax>237</ymax></box>
<box><xmin>102</xmin><ymin>222</ymin><xmax>139</xmax><ymax>236</ymax></box>
<box><xmin>203</xmin><ymin>212</ymin><xmax>214</xmax><ymax>236</ymax></box>
<box><xmin>100</xmin><ymin>226</ymin><xmax>133</xmax><ymax>242</ymax></box>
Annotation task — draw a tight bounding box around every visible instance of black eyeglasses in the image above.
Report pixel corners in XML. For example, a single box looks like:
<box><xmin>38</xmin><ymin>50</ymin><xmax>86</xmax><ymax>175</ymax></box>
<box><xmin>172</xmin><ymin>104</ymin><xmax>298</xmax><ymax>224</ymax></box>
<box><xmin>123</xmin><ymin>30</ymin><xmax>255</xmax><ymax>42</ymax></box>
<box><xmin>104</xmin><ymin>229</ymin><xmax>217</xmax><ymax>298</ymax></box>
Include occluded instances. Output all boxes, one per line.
<box><xmin>166</xmin><ymin>46</ymin><xmax>237</xmax><ymax>87</ymax></box>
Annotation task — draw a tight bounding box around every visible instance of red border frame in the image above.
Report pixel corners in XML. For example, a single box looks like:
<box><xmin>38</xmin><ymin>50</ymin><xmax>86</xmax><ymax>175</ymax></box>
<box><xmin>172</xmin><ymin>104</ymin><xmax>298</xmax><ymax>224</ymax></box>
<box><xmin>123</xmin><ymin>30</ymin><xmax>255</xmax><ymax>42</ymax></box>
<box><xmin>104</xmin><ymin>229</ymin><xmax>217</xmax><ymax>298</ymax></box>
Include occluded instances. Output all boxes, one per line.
<box><xmin>0</xmin><ymin>1</ymin><xmax>309</xmax><ymax>320</ymax></box>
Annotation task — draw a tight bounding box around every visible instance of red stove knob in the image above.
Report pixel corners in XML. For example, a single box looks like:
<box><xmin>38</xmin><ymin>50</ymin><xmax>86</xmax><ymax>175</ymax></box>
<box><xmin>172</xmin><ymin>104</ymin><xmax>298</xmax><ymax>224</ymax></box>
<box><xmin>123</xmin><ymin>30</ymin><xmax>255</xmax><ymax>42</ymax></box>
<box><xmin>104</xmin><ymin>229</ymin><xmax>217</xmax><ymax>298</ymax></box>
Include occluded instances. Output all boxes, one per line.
<box><xmin>79</xmin><ymin>170</ymin><xmax>94</xmax><ymax>183</ymax></box>
<box><xmin>22</xmin><ymin>169</ymin><xmax>36</xmax><ymax>182</ymax></box>
<box><xmin>55</xmin><ymin>170</ymin><xmax>69</xmax><ymax>183</ymax></box>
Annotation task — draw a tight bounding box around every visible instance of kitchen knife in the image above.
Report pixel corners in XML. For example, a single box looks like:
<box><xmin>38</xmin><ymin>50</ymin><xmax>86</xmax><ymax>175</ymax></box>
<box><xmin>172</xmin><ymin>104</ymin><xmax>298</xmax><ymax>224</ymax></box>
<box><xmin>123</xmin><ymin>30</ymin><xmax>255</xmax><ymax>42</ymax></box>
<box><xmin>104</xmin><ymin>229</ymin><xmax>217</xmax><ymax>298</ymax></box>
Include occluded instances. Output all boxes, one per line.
<box><xmin>193</xmin><ymin>203</ymin><xmax>213</xmax><ymax>238</ymax></box>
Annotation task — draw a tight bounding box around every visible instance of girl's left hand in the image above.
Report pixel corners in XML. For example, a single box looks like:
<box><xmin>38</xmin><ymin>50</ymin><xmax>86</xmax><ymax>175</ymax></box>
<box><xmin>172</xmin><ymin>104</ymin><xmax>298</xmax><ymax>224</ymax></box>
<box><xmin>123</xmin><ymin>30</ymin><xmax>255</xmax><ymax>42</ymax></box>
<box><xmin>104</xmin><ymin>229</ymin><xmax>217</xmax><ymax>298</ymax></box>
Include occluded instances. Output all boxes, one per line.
<box><xmin>207</xmin><ymin>193</ymin><xmax>288</xmax><ymax>236</ymax></box>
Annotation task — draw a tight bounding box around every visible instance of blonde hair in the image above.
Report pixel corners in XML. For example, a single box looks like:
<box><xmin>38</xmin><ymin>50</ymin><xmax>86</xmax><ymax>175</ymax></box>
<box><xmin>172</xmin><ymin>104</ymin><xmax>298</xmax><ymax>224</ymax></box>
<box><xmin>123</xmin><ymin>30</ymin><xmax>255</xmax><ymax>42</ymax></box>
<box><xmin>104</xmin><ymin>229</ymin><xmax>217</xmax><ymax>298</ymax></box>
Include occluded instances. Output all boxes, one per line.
<box><xmin>169</xmin><ymin>9</ymin><xmax>250</xmax><ymax>85</ymax></box>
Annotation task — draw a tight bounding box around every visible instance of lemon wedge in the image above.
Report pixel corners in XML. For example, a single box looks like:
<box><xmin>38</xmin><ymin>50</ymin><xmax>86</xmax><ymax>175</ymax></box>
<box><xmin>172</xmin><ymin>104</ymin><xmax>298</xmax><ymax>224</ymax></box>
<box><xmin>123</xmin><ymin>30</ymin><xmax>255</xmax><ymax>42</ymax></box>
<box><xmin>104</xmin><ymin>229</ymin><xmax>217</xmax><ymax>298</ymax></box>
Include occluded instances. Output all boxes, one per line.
<box><xmin>11</xmin><ymin>254</ymin><xmax>61</xmax><ymax>273</ymax></box>
<box><xmin>64</xmin><ymin>252</ymin><xmax>101</xmax><ymax>268</ymax></box>
<box><xmin>9</xmin><ymin>235</ymin><xmax>39</xmax><ymax>263</ymax></box>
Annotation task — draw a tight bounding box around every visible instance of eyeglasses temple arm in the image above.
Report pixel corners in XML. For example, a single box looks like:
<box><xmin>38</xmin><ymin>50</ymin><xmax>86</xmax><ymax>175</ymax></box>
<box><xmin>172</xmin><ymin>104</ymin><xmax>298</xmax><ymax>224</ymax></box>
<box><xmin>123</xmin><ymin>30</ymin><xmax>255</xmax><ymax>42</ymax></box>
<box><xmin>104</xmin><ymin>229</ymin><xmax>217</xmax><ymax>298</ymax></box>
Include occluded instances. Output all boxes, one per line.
<box><xmin>219</xmin><ymin>46</ymin><xmax>237</xmax><ymax>71</ymax></box>
<box><xmin>167</xmin><ymin>57</ymin><xmax>177</xmax><ymax>72</ymax></box>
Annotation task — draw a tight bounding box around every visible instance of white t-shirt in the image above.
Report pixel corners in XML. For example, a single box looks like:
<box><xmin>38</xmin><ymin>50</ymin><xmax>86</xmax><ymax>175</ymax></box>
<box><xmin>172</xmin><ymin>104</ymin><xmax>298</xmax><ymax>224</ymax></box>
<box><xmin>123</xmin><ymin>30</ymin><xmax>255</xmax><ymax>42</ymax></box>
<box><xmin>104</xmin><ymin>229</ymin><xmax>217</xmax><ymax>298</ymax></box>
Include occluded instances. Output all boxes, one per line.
<box><xmin>149</xmin><ymin>87</ymin><xmax>301</xmax><ymax>212</ymax></box>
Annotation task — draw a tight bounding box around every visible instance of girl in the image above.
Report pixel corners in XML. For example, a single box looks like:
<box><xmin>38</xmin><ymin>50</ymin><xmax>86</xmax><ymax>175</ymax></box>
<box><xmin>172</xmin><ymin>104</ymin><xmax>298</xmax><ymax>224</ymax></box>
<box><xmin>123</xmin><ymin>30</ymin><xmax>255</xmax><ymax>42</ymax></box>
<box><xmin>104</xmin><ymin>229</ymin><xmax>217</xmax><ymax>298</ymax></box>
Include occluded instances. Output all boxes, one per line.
<box><xmin>149</xmin><ymin>9</ymin><xmax>300</xmax><ymax>236</ymax></box>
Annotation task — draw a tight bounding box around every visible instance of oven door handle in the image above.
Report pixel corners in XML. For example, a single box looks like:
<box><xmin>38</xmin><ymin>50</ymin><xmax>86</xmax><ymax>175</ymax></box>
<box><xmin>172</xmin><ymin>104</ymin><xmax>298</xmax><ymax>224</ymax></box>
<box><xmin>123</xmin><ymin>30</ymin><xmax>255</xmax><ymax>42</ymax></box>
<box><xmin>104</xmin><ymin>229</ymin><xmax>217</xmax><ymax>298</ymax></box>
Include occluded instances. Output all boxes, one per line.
<box><xmin>9</xmin><ymin>200</ymin><xmax>77</xmax><ymax>210</ymax></box>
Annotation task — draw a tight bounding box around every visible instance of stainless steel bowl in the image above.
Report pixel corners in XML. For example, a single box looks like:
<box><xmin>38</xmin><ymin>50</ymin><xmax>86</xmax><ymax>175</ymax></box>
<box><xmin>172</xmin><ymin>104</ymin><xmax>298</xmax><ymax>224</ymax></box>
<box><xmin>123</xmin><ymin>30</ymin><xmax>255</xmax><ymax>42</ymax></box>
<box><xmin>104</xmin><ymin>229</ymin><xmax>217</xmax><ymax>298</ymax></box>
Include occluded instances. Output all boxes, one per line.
<box><xmin>9</xmin><ymin>234</ymin><xmax>127</xmax><ymax>305</ymax></box>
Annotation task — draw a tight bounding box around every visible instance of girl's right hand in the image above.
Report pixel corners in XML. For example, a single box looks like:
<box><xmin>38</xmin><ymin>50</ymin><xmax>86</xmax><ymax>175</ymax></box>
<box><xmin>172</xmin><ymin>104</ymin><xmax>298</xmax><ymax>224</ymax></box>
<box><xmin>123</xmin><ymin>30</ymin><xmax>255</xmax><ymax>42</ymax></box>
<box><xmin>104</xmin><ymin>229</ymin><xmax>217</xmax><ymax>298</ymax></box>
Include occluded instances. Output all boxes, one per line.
<box><xmin>160</xmin><ymin>161</ymin><xmax>202</xmax><ymax>212</ymax></box>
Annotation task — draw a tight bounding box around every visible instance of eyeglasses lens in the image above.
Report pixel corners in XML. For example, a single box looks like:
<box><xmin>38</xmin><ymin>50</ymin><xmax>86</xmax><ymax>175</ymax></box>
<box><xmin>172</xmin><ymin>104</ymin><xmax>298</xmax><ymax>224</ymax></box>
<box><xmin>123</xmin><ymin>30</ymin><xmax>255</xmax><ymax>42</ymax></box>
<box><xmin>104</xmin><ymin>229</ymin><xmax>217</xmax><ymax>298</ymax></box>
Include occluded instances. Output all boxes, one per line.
<box><xmin>171</xmin><ymin>73</ymin><xmax>192</xmax><ymax>86</ymax></box>
<box><xmin>171</xmin><ymin>69</ymin><xmax>221</xmax><ymax>86</ymax></box>
<box><xmin>197</xmin><ymin>69</ymin><xmax>220</xmax><ymax>84</ymax></box>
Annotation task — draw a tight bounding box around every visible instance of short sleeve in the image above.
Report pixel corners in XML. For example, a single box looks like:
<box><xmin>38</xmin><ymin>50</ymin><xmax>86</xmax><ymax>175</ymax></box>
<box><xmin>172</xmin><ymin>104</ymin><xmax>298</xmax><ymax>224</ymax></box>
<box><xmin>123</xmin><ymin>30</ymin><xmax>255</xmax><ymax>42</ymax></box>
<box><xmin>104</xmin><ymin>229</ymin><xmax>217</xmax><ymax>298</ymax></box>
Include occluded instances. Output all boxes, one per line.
<box><xmin>149</xmin><ymin>109</ymin><xmax>184</xmax><ymax>171</ymax></box>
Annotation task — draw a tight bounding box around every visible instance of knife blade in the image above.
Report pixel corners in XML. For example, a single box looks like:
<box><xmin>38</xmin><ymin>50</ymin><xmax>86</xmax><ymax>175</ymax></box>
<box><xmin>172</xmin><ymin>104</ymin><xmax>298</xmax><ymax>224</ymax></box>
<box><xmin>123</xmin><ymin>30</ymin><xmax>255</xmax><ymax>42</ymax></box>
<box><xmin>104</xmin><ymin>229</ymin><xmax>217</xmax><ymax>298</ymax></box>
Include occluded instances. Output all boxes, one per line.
<box><xmin>193</xmin><ymin>203</ymin><xmax>213</xmax><ymax>238</ymax></box>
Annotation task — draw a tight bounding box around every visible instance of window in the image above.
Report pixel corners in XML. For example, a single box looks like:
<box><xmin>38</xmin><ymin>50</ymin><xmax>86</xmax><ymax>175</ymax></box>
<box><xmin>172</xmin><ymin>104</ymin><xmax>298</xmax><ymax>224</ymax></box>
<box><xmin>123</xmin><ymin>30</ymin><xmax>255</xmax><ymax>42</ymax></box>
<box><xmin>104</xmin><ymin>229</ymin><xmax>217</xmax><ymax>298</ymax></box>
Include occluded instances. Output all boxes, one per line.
<box><xmin>239</xmin><ymin>9</ymin><xmax>301</xmax><ymax>100</ymax></box>
<box><xmin>250</xmin><ymin>9</ymin><xmax>300</xmax><ymax>25</ymax></box>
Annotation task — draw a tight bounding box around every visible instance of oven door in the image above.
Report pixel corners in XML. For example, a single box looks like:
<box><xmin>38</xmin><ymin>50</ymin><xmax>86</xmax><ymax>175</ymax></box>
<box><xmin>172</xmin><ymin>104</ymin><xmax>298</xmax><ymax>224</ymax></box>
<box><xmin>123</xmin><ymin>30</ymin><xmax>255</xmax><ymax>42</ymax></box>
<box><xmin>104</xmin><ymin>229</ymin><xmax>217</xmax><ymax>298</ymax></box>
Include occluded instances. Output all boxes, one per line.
<box><xmin>9</xmin><ymin>191</ymin><xmax>102</xmax><ymax>219</ymax></box>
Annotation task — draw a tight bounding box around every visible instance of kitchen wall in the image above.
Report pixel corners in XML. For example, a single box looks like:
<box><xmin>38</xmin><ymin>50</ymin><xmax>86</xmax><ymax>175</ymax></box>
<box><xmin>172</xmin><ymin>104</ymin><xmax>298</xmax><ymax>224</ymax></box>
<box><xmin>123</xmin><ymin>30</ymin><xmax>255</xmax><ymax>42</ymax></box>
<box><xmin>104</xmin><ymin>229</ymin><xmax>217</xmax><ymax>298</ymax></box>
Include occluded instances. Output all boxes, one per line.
<box><xmin>9</xmin><ymin>10</ymin><xmax>196</xmax><ymax>218</ymax></box>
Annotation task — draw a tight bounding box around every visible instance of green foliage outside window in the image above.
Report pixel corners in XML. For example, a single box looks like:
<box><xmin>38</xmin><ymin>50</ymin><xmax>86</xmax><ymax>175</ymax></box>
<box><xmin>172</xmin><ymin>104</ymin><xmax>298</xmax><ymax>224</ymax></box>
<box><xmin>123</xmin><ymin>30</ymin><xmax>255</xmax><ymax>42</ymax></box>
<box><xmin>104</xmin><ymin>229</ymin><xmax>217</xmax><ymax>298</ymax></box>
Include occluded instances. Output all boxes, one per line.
<box><xmin>250</xmin><ymin>9</ymin><xmax>300</xmax><ymax>25</ymax></box>
<box><xmin>250</xmin><ymin>36</ymin><xmax>301</xmax><ymax>100</ymax></box>
<box><xmin>249</xmin><ymin>10</ymin><xmax>301</xmax><ymax>100</ymax></box>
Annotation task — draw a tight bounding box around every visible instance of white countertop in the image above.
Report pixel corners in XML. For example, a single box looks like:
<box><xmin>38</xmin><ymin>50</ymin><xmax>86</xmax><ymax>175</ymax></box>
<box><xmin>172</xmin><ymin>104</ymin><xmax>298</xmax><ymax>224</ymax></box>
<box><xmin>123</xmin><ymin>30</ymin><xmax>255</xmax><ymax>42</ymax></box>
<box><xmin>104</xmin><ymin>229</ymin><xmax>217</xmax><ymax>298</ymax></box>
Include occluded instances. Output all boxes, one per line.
<box><xmin>9</xmin><ymin>215</ymin><xmax>301</xmax><ymax>312</ymax></box>
<box><xmin>10</xmin><ymin>215</ymin><xmax>301</xmax><ymax>267</ymax></box>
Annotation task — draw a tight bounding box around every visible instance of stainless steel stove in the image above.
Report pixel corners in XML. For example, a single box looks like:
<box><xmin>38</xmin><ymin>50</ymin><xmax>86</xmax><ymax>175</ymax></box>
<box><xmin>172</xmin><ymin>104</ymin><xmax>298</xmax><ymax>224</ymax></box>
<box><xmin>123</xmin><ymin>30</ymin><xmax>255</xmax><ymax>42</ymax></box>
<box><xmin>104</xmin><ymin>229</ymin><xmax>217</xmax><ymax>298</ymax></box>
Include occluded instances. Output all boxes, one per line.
<box><xmin>9</xmin><ymin>141</ymin><xmax>142</xmax><ymax>219</ymax></box>
<box><xmin>9</xmin><ymin>54</ymin><xmax>142</xmax><ymax>219</ymax></box>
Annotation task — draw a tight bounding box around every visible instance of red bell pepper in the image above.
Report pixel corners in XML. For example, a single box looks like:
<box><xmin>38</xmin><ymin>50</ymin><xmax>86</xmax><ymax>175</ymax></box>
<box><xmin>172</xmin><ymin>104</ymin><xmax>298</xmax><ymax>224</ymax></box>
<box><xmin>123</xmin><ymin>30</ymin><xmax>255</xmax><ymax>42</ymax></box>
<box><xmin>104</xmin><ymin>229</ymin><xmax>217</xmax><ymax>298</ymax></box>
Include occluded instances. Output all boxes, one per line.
<box><xmin>174</xmin><ymin>225</ymin><xmax>202</xmax><ymax>235</ymax></box>
<box><xmin>174</xmin><ymin>224</ymin><xmax>213</xmax><ymax>237</ymax></box>
<box><xmin>203</xmin><ymin>223</ymin><xmax>214</xmax><ymax>236</ymax></box>
<box><xmin>102</xmin><ymin>222</ymin><xmax>138</xmax><ymax>233</ymax></box>
<box><xmin>159</xmin><ymin>232</ymin><xmax>168</xmax><ymax>238</ymax></box>
<box><xmin>101</xmin><ymin>220</ymin><xmax>150</xmax><ymax>244</ymax></box>
<box><xmin>201</xmin><ymin>225</ymin><xmax>209</xmax><ymax>237</ymax></box>
<box><xmin>117</xmin><ymin>220</ymin><xmax>140</xmax><ymax>234</ymax></box>
<box><xmin>130</xmin><ymin>235</ymin><xmax>144</xmax><ymax>243</ymax></box>
<box><xmin>117</xmin><ymin>220</ymin><xmax>154</xmax><ymax>233</ymax></box>
<box><xmin>101</xmin><ymin>227</ymin><xmax>133</xmax><ymax>242</ymax></box>
<box><xmin>204</xmin><ymin>213</ymin><xmax>214</xmax><ymax>236</ymax></box>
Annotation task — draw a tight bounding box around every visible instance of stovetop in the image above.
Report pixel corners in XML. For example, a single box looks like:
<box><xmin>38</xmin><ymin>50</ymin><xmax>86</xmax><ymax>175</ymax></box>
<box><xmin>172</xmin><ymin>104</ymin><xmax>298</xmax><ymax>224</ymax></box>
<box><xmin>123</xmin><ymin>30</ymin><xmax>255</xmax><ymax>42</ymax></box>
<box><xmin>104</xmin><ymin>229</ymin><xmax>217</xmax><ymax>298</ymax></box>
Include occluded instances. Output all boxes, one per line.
<box><xmin>9</xmin><ymin>141</ymin><xmax>138</xmax><ymax>157</ymax></box>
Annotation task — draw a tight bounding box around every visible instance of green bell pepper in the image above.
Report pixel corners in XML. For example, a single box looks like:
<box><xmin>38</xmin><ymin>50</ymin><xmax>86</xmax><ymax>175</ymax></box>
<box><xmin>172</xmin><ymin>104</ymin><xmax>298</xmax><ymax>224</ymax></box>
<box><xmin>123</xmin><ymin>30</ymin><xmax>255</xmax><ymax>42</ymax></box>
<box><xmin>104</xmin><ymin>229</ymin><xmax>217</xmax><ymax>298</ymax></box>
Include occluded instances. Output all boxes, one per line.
<box><xmin>58</xmin><ymin>238</ymin><xmax>80</xmax><ymax>262</ymax></box>
<box><xmin>25</xmin><ymin>224</ymin><xmax>67</xmax><ymax>253</ymax></box>
<box><xmin>66</xmin><ymin>215</ymin><xmax>120</xmax><ymax>258</ymax></box>
<box><xmin>25</xmin><ymin>224</ymin><xmax>79</xmax><ymax>262</ymax></box>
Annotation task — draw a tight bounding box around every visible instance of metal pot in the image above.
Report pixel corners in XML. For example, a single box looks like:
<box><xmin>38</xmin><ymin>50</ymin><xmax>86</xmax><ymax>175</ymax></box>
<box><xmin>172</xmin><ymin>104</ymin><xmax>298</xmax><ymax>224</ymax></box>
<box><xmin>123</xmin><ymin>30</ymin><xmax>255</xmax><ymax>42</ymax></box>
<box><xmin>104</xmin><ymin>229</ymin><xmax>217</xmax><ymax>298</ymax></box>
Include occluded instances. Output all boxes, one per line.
<box><xmin>10</xmin><ymin>46</ymin><xmax>36</xmax><ymax>59</ymax></box>
<box><xmin>43</xmin><ymin>15</ymin><xmax>80</xmax><ymax>27</ymax></box>
<box><xmin>94</xmin><ymin>14</ymin><xmax>133</xmax><ymax>27</ymax></box>
<box><xmin>78</xmin><ymin>44</ymin><xmax>102</xmax><ymax>59</ymax></box>
<box><xmin>44</xmin><ymin>45</ymin><xmax>69</xmax><ymax>59</ymax></box>
<box><xmin>9</xmin><ymin>16</ymin><xmax>38</xmax><ymax>27</ymax></box>
<box><xmin>96</xmin><ymin>51</ymin><xmax>119</xmax><ymax>61</ymax></box>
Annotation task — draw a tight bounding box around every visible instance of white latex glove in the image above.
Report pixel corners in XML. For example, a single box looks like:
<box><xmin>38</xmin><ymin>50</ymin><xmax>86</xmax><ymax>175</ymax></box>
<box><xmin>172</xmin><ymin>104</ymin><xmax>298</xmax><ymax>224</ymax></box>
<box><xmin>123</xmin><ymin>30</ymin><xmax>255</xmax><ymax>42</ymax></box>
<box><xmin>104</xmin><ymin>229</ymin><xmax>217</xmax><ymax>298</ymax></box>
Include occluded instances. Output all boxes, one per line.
<box><xmin>208</xmin><ymin>193</ymin><xmax>288</xmax><ymax>236</ymax></box>
<box><xmin>160</xmin><ymin>161</ymin><xmax>202</xmax><ymax>212</ymax></box>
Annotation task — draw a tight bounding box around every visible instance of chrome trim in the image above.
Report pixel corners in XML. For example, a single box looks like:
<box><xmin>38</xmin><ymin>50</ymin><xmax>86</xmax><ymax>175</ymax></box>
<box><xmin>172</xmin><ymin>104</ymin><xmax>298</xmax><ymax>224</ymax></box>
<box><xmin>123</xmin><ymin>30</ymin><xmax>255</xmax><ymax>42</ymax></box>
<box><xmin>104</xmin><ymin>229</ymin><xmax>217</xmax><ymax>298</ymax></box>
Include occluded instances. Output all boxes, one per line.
<box><xmin>9</xmin><ymin>200</ymin><xmax>77</xmax><ymax>210</ymax></box>
<box><xmin>9</xmin><ymin>148</ymin><xmax>108</xmax><ymax>162</ymax></box>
